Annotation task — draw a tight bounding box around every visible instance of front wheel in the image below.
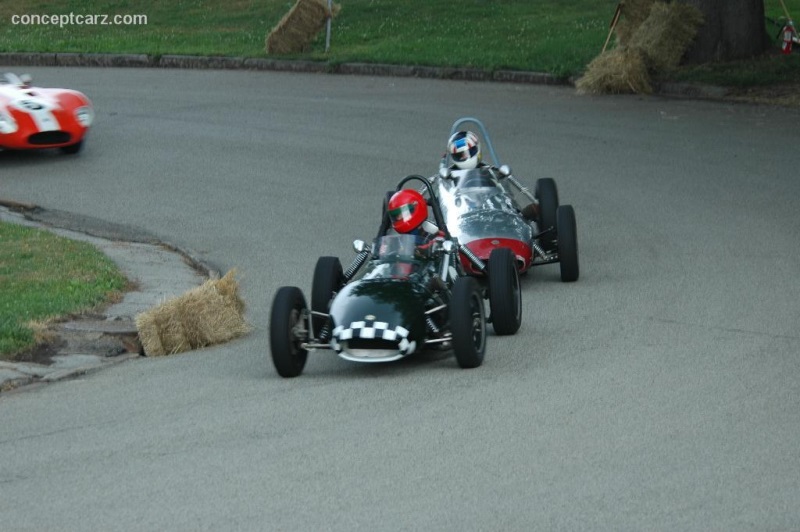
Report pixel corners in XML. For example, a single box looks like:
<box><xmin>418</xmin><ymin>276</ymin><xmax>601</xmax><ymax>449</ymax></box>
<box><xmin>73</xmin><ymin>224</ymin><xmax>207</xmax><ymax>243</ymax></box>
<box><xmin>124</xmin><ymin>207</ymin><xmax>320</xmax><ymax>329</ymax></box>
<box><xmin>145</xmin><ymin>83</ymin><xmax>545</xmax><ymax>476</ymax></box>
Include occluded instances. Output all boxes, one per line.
<box><xmin>535</xmin><ymin>178</ymin><xmax>559</xmax><ymax>252</ymax></box>
<box><xmin>60</xmin><ymin>140</ymin><xmax>83</xmax><ymax>155</ymax></box>
<box><xmin>556</xmin><ymin>205</ymin><xmax>579</xmax><ymax>282</ymax></box>
<box><xmin>488</xmin><ymin>248</ymin><xmax>522</xmax><ymax>335</ymax></box>
<box><xmin>269</xmin><ymin>286</ymin><xmax>309</xmax><ymax>378</ymax></box>
<box><xmin>450</xmin><ymin>277</ymin><xmax>486</xmax><ymax>369</ymax></box>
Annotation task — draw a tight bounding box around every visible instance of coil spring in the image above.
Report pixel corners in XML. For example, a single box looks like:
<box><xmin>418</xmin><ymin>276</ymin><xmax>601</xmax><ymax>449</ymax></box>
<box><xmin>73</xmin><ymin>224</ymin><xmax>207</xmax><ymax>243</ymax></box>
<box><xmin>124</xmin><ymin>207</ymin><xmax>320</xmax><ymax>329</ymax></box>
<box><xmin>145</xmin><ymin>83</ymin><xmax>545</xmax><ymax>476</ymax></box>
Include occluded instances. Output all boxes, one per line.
<box><xmin>460</xmin><ymin>245</ymin><xmax>486</xmax><ymax>272</ymax></box>
<box><xmin>426</xmin><ymin>316</ymin><xmax>440</xmax><ymax>334</ymax></box>
<box><xmin>319</xmin><ymin>321</ymin><xmax>331</xmax><ymax>342</ymax></box>
<box><xmin>508</xmin><ymin>175</ymin><xmax>536</xmax><ymax>202</ymax></box>
<box><xmin>344</xmin><ymin>250</ymin><xmax>370</xmax><ymax>280</ymax></box>
<box><xmin>532</xmin><ymin>239</ymin><xmax>548</xmax><ymax>258</ymax></box>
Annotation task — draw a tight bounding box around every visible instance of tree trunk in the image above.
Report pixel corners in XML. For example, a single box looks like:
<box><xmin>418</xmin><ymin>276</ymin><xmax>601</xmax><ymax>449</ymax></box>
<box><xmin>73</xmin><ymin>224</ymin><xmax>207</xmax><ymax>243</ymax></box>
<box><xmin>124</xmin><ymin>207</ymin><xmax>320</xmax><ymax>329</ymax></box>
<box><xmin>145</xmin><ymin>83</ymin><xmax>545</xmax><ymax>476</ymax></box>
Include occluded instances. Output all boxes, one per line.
<box><xmin>680</xmin><ymin>0</ymin><xmax>769</xmax><ymax>63</ymax></box>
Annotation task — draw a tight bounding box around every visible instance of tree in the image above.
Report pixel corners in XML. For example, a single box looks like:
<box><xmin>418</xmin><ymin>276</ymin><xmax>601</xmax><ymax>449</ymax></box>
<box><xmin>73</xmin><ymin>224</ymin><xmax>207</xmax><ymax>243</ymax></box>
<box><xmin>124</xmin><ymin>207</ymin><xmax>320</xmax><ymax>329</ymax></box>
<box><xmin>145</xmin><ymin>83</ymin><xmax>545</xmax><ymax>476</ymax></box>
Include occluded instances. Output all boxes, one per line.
<box><xmin>680</xmin><ymin>0</ymin><xmax>770</xmax><ymax>63</ymax></box>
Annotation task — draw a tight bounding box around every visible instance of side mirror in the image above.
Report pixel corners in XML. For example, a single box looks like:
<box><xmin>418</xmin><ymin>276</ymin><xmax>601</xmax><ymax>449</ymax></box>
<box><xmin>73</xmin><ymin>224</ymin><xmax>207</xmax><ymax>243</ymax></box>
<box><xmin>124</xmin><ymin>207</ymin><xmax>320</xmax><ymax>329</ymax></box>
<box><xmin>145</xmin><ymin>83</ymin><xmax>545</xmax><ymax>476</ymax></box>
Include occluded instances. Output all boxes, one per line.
<box><xmin>353</xmin><ymin>239</ymin><xmax>367</xmax><ymax>253</ymax></box>
<box><xmin>439</xmin><ymin>167</ymin><xmax>451</xmax><ymax>179</ymax></box>
<box><xmin>499</xmin><ymin>164</ymin><xmax>512</xmax><ymax>177</ymax></box>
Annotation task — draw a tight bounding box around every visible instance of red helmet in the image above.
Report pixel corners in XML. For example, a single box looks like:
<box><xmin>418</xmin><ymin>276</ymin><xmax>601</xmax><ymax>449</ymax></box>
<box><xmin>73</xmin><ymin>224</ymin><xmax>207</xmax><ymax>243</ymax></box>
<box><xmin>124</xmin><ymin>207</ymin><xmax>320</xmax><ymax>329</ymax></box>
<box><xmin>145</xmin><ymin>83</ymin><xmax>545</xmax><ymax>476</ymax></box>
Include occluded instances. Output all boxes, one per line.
<box><xmin>387</xmin><ymin>189</ymin><xmax>428</xmax><ymax>233</ymax></box>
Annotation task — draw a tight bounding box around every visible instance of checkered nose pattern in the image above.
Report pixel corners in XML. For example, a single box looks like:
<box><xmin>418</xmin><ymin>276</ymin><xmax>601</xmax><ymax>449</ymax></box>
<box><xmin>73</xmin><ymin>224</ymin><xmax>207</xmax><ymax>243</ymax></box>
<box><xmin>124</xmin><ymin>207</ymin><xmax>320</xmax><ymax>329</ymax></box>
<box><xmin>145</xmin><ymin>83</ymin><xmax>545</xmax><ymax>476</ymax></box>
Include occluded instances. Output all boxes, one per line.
<box><xmin>331</xmin><ymin>320</ymin><xmax>417</xmax><ymax>355</ymax></box>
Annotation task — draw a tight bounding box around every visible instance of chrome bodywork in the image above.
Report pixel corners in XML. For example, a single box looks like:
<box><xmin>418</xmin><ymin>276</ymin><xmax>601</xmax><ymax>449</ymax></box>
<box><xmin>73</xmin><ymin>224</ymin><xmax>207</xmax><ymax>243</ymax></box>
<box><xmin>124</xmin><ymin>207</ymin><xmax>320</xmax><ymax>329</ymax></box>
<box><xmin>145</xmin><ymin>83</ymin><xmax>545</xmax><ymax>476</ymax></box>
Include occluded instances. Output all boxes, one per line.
<box><xmin>428</xmin><ymin>117</ymin><xmax>542</xmax><ymax>271</ymax></box>
<box><xmin>431</xmin><ymin>167</ymin><xmax>534</xmax><ymax>249</ymax></box>
<box><xmin>434</xmin><ymin>117</ymin><xmax>579</xmax><ymax>283</ymax></box>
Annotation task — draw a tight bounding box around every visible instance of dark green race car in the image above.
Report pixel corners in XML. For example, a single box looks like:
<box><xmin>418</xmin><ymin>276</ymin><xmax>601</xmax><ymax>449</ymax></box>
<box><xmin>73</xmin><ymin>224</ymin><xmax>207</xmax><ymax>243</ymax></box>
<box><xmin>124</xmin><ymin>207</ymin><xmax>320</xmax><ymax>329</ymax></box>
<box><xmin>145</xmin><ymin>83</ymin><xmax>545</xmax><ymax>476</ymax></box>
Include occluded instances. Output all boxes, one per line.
<box><xmin>269</xmin><ymin>175</ymin><xmax>496</xmax><ymax>378</ymax></box>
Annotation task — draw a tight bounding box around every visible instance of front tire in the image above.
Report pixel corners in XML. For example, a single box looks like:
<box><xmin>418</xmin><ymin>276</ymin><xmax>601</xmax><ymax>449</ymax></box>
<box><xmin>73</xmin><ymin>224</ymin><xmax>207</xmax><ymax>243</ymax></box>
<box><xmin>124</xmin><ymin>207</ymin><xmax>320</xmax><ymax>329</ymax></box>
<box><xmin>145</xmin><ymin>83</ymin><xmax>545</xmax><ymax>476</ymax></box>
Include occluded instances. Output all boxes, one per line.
<box><xmin>556</xmin><ymin>205</ymin><xmax>579</xmax><ymax>282</ymax></box>
<box><xmin>450</xmin><ymin>277</ymin><xmax>486</xmax><ymax>369</ymax></box>
<box><xmin>60</xmin><ymin>140</ymin><xmax>83</xmax><ymax>155</ymax></box>
<box><xmin>535</xmin><ymin>178</ymin><xmax>559</xmax><ymax>252</ymax></box>
<box><xmin>488</xmin><ymin>248</ymin><xmax>522</xmax><ymax>335</ymax></box>
<box><xmin>269</xmin><ymin>286</ymin><xmax>309</xmax><ymax>378</ymax></box>
<box><xmin>311</xmin><ymin>256</ymin><xmax>343</xmax><ymax>336</ymax></box>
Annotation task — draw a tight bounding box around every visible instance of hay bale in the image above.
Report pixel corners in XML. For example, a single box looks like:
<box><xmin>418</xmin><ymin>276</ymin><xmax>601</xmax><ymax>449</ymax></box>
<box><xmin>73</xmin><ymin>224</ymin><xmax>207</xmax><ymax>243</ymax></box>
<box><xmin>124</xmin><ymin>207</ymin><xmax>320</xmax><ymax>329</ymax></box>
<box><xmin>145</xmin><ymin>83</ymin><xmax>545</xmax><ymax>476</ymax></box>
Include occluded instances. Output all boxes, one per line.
<box><xmin>614</xmin><ymin>0</ymin><xmax>657</xmax><ymax>45</ymax></box>
<box><xmin>576</xmin><ymin>47</ymin><xmax>652</xmax><ymax>95</ymax></box>
<box><xmin>135</xmin><ymin>269</ymin><xmax>249</xmax><ymax>357</ymax></box>
<box><xmin>266</xmin><ymin>0</ymin><xmax>341</xmax><ymax>55</ymax></box>
<box><xmin>578</xmin><ymin>1</ymin><xmax>703</xmax><ymax>96</ymax></box>
<box><xmin>628</xmin><ymin>2</ymin><xmax>704</xmax><ymax>72</ymax></box>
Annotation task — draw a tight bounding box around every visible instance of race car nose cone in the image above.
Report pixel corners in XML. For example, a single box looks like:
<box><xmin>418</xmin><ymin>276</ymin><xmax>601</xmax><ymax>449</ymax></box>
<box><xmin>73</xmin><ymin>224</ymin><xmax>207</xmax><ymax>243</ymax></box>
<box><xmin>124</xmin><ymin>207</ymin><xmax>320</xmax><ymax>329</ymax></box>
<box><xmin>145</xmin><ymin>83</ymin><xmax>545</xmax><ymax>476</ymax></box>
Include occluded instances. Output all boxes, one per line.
<box><xmin>328</xmin><ymin>280</ymin><xmax>427</xmax><ymax>361</ymax></box>
<box><xmin>331</xmin><ymin>319</ymin><xmax>416</xmax><ymax>362</ymax></box>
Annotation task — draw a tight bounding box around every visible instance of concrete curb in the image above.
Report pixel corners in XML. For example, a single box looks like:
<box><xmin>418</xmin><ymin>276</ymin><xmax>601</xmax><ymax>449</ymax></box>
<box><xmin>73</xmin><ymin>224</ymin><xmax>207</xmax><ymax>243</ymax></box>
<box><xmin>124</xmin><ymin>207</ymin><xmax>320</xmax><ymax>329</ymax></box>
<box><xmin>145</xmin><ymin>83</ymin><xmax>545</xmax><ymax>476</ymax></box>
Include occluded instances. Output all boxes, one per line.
<box><xmin>0</xmin><ymin>51</ymin><xmax>736</xmax><ymax>103</ymax></box>
<box><xmin>0</xmin><ymin>198</ymin><xmax>221</xmax><ymax>280</ymax></box>
<box><xmin>0</xmin><ymin>200</ymin><xmax>216</xmax><ymax>394</ymax></box>
<box><xmin>0</xmin><ymin>51</ymin><xmax>570</xmax><ymax>85</ymax></box>
<box><xmin>1</xmin><ymin>353</ymin><xmax>140</xmax><ymax>394</ymax></box>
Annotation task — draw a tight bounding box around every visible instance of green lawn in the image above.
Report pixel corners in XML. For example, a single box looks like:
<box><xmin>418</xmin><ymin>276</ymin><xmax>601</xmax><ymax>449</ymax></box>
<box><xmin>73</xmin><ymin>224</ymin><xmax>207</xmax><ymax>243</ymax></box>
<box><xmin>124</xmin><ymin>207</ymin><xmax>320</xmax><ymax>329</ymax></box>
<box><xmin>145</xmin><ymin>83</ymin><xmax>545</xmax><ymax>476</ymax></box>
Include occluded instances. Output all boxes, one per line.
<box><xmin>1</xmin><ymin>0</ymin><xmax>797</xmax><ymax>82</ymax></box>
<box><xmin>0</xmin><ymin>222</ymin><xmax>128</xmax><ymax>358</ymax></box>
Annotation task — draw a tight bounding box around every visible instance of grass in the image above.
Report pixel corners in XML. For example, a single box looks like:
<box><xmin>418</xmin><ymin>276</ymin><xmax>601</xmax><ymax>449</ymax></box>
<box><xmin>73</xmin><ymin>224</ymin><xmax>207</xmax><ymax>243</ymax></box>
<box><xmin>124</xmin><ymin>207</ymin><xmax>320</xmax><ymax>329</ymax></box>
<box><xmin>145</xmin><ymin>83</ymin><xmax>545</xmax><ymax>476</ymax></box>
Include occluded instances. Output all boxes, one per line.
<box><xmin>661</xmin><ymin>3</ymin><xmax>800</xmax><ymax>87</ymax></box>
<box><xmin>0</xmin><ymin>222</ymin><xmax>128</xmax><ymax>359</ymax></box>
<box><xmin>0</xmin><ymin>0</ymin><xmax>617</xmax><ymax>78</ymax></box>
<box><xmin>3</xmin><ymin>0</ymin><xmax>797</xmax><ymax>83</ymax></box>
<box><xmin>664</xmin><ymin>48</ymin><xmax>800</xmax><ymax>87</ymax></box>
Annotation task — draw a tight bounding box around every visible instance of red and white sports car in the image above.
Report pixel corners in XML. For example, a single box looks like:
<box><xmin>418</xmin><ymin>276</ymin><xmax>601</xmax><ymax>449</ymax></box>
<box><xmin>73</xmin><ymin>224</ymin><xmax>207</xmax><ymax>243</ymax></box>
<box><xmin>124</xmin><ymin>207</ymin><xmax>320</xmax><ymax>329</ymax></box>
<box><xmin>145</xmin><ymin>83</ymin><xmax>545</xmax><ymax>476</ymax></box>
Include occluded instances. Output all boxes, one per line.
<box><xmin>0</xmin><ymin>73</ymin><xmax>93</xmax><ymax>154</ymax></box>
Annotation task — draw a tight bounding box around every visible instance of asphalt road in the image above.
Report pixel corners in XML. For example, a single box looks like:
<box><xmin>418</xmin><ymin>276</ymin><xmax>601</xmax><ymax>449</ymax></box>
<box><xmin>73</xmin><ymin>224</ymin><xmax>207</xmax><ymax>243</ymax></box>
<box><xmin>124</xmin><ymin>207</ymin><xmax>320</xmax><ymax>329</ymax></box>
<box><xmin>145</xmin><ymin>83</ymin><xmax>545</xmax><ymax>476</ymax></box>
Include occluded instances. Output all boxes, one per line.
<box><xmin>1</xmin><ymin>67</ymin><xmax>799</xmax><ymax>531</ymax></box>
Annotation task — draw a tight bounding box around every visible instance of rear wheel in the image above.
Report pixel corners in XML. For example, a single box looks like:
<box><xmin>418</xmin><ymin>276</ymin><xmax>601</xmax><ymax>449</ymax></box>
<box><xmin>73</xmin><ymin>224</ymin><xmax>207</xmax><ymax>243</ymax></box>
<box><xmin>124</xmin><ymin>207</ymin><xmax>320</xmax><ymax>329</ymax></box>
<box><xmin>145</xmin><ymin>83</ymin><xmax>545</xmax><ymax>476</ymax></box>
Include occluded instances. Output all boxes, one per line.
<box><xmin>535</xmin><ymin>178</ymin><xmax>559</xmax><ymax>252</ymax></box>
<box><xmin>311</xmin><ymin>256</ymin><xmax>343</xmax><ymax>336</ymax></box>
<box><xmin>269</xmin><ymin>286</ymin><xmax>309</xmax><ymax>378</ymax></box>
<box><xmin>381</xmin><ymin>190</ymin><xmax>395</xmax><ymax>222</ymax></box>
<box><xmin>488</xmin><ymin>248</ymin><xmax>522</xmax><ymax>335</ymax></box>
<box><xmin>556</xmin><ymin>205</ymin><xmax>579</xmax><ymax>282</ymax></box>
<box><xmin>450</xmin><ymin>277</ymin><xmax>486</xmax><ymax>369</ymax></box>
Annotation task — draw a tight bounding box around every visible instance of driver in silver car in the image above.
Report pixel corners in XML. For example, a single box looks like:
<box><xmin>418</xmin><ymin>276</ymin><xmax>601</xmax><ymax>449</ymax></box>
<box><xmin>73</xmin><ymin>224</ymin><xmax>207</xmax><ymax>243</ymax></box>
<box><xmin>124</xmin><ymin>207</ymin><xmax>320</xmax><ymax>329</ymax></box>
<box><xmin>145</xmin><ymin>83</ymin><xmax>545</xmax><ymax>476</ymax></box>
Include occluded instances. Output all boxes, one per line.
<box><xmin>446</xmin><ymin>130</ymin><xmax>539</xmax><ymax>221</ymax></box>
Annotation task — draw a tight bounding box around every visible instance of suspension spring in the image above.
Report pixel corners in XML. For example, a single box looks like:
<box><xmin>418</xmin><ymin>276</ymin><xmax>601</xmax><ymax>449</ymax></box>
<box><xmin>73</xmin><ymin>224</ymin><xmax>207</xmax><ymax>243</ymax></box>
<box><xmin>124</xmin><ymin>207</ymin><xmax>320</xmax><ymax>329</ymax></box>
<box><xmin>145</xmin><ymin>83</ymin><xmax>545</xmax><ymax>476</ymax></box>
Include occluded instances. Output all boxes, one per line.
<box><xmin>344</xmin><ymin>250</ymin><xmax>370</xmax><ymax>280</ymax></box>
<box><xmin>459</xmin><ymin>245</ymin><xmax>486</xmax><ymax>272</ymax></box>
<box><xmin>508</xmin><ymin>175</ymin><xmax>536</xmax><ymax>203</ymax></box>
<box><xmin>319</xmin><ymin>321</ymin><xmax>331</xmax><ymax>342</ymax></box>
<box><xmin>532</xmin><ymin>239</ymin><xmax>548</xmax><ymax>258</ymax></box>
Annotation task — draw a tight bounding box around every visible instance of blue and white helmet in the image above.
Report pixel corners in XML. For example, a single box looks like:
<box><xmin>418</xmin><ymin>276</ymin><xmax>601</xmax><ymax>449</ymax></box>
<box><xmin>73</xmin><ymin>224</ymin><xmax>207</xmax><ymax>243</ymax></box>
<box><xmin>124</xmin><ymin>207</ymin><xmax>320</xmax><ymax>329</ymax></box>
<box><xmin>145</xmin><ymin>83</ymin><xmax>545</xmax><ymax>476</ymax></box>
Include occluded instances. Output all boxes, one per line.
<box><xmin>447</xmin><ymin>130</ymin><xmax>481</xmax><ymax>170</ymax></box>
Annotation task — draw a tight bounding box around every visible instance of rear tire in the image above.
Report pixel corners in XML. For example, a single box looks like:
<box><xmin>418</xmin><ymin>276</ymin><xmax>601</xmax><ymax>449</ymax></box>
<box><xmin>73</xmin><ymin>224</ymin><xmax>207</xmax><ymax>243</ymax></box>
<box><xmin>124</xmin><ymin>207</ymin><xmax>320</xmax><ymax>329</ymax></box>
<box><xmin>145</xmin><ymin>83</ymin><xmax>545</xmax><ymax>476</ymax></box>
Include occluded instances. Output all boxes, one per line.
<box><xmin>535</xmin><ymin>178</ymin><xmax>559</xmax><ymax>252</ymax></box>
<box><xmin>488</xmin><ymin>248</ymin><xmax>522</xmax><ymax>335</ymax></box>
<box><xmin>556</xmin><ymin>205</ymin><xmax>579</xmax><ymax>282</ymax></box>
<box><xmin>269</xmin><ymin>286</ymin><xmax>309</xmax><ymax>378</ymax></box>
<box><xmin>381</xmin><ymin>190</ymin><xmax>395</xmax><ymax>223</ymax></box>
<box><xmin>311</xmin><ymin>256</ymin><xmax>343</xmax><ymax>336</ymax></box>
<box><xmin>450</xmin><ymin>277</ymin><xmax>486</xmax><ymax>369</ymax></box>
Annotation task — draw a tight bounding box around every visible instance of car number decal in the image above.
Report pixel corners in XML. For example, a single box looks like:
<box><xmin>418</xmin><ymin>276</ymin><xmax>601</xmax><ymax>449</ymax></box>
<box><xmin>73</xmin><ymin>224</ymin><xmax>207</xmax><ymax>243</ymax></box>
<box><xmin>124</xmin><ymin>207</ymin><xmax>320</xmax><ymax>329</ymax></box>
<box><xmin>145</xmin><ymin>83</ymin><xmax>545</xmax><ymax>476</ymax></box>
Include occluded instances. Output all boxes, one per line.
<box><xmin>14</xmin><ymin>98</ymin><xmax>60</xmax><ymax>132</ymax></box>
<box><xmin>17</xmin><ymin>100</ymin><xmax>45</xmax><ymax>111</ymax></box>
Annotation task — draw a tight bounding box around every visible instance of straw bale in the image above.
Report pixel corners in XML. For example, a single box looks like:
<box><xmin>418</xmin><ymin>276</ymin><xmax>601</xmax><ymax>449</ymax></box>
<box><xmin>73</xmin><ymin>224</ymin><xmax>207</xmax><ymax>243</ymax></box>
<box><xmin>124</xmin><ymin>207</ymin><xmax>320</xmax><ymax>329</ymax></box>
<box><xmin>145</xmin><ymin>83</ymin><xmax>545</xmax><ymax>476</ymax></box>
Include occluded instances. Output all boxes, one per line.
<box><xmin>615</xmin><ymin>0</ymin><xmax>657</xmax><ymax>45</ymax></box>
<box><xmin>578</xmin><ymin>1</ymin><xmax>703</xmax><ymax>96</ymax></box>
<box><xmin>576</xmin><ymin>47</ymin><xmax>652</xmax><ymax>95</ymax></box>
<box><xmin>266</xmin><ymin>0</ymin><xmax>341</xmax><ymax>55</ymax></box>
<box><xmin>135</xmin><ymin>269</ymin><xmax>249</xmax><ymax>357</ymax></box>
<box><xmin>628</xmin><ymin>2</ymin><xmax>704</xmax><ymax>72</ymax></box>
